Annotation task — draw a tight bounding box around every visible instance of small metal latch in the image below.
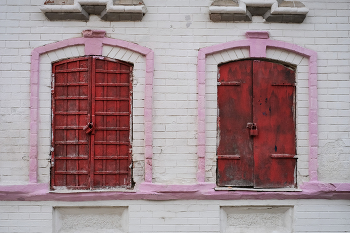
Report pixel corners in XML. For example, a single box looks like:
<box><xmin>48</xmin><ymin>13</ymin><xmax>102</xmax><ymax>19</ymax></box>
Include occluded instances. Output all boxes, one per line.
<box><xmin>50</xmin><ymin>158</ymin><xmax>54</xmax><ymax>167</ymax></box>
<box><xmin>247</xmin><ymin>123</ymin><xmax>258</xmax><ymax>136</ymax></box>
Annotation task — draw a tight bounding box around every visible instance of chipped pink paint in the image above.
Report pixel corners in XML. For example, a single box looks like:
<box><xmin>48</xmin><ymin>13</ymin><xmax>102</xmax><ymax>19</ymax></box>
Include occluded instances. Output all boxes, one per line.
<box><xmin>28</xmin><ymin>30</ymin><xmax>154</xmax><ymax>183</ymax></box>
<box><xmin>0</xmin><ymin>182</ymin><xmax>350</xmax><ymax>201</ymax></box>
<box><xmin>245</xmin><ymin>31</ymin><xmax>270</xmax><ymax>39</ymax></box>
<box><xmin>82</xmin><ymin>29</ymin><xmax>106</xmax><ymax>38</ymax></box>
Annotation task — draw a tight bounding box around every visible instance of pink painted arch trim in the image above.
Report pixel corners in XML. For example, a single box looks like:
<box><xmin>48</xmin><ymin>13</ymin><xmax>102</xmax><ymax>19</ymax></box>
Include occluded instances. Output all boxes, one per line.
<box><xmin>197</xmin><ymin>31</ymin><xmax>318</xmax><ymax>184</ymax></box>
<box><xmin>29</xmin><ymin>31</ymin><xmax>154</xmax><ymax>183</ymax></box>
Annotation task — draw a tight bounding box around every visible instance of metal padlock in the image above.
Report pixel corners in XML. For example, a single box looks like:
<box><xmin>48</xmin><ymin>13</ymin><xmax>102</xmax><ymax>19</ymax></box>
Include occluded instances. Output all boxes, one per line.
<box><xmin>83</xmin><ymin>122</ymin><xmax>94</xmax><ymax>134</ymax></box>
<box><xmin>250</xmin><ymin>125</ymin><xmax>258</xmax><ymax>136</ymax></box>
<box><xmin>247</xmin><ymin>123</ymin><xmax>258</xmax><ymax>136</ymax></box>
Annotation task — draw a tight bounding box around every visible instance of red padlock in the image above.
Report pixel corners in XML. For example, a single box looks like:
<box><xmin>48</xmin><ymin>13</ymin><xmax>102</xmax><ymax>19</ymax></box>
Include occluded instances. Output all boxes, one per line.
<box><xmin>83</xmin><ymin>122</ymin><xmax>94</xmax><ymax>134</ymax></box>
<box><xmin>250</xmin><ymin>125</ymin><xmax>258</xmax><ymax>136</ymax></box>
<box><xmin>247</xmin><ymin>123</ymin><xmax>258</xmax><ymax>136</ymax></box>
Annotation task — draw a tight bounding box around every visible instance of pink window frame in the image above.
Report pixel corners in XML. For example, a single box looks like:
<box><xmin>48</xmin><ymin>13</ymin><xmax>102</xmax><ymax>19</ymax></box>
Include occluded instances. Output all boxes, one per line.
<box><xmin>29</xmin><ymin>30</ymin><xmax>154</xmax><ymax>184</ymax></box>
<box><xmin>196</xmin><ymin>31</ymin><xmax>350</xmax><ymax>192</ymax></box>
<box><xmin>1</xmin><ymin>31</ymin><xmax>349</xmax><ymax>200</ymax></box>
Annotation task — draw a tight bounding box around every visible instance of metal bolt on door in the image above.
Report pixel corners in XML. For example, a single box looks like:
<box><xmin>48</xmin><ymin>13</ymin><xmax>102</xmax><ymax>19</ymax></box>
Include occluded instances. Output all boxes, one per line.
<box><xmin>51</xmin><ymin>57</ymin><xmax>133</xmax><ymax>190</ymax></box>
<box><xmin>217</xmin><ymin>60</ymin><xmax>296</xmax><ymax>188</ymax></box>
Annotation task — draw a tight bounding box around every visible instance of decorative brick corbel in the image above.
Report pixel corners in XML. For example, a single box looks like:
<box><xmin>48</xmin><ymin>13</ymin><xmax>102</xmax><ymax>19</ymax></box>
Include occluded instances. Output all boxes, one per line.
<box><xmin>264</xmin><ymin>1</ymin><xmax>309</xmax><ymax>23</ymax></box>
<box><xmin>209</xmin><ymin>0</ymin><xmax>308</xmax><ymax>23</ymax></box>
<box><xmin>40</xmin><ymin>0</ymin><xmax>147</xmax><ymax>21</ymax></box>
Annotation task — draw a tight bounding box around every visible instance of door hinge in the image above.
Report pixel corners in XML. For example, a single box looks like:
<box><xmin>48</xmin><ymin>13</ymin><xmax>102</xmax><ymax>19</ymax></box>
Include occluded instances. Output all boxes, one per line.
<box><xmin>50</xmin><ymin>158</ymin><xmax>54</xmax><ymax>167</ymax></box>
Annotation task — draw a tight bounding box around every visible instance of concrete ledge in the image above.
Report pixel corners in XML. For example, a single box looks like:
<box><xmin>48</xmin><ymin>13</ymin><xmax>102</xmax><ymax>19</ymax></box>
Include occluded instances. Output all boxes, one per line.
<box><xmin>209</xmin><ymin>0</ymin><xmax>308</xmax><ymax>23</ymax></box>
<box><xmin>41</xmin><ymin>0</ymin><xmax>146</xmax><ymax>21</ymax></box>
<box><xmin>264</xmin><ymin>11</ymin><xmax>306</xmax><ymax>23</ymax></box>
<box><xmin>44</xmin><ymin>11</ymin><xmax>89</xmax><ymax>21</ymax></box>
<box><xmin>271</xmin><ymin>1</ymin><xmax>308</xmax><ymax>14</ymax></box>
<box><xmin>209</xmin><ymin>1</ymin><xmax>251</xmax><ymax>22</ymax></box>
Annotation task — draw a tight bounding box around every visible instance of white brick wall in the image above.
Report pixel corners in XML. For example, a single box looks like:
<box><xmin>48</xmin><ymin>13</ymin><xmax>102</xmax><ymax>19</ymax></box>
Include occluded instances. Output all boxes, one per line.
<box><xmin>0</xmin><ymin>0</ymin><xmax>349</xmax><ymax>185</ymax></box>
<box><xmin>1</xmin><ymin>200</ymin><xmax>349</xmax><ymax>232</ymax></box>
<box><xmin>0</xmin><ymin>3</ymin><xmax>349</xmax><ymax>232</ymax></box>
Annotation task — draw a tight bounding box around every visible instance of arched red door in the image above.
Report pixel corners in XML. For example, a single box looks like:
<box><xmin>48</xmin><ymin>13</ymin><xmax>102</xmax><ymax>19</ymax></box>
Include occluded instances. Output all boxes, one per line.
<box><xmin>217</xmin><ymin>60</ymin><xmax>296</xmax><ymax>188</ymax></box>
<box><xmin>51</xmin><ymin>57</ymin><xmax>133</xmax><ymax>190</ymax></box>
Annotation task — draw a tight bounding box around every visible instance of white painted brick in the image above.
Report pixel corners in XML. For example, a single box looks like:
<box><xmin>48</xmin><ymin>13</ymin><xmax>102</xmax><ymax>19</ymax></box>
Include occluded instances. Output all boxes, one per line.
<box><xmin>0</xmin><ymin>0</ymin><xmax>349</xmax><ymax>218</ymax></box>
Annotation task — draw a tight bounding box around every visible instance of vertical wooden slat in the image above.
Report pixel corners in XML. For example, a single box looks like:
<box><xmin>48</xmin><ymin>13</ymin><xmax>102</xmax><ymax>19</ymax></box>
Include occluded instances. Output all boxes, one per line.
<box><xmin>217</xmin><ymin>60</ymin><xmax>296</xmax><ymax>188</ymax></box>
<box><xmin>51</xmin><ymin>63</ymin><xmax>56</xmax><ymax>189</ymax></box>
<box><xmin>52</xmin><ymin>57</ymin><xmax>132</xmax><ymax>190</ymax></box>
<box><xmin>103</xmin><ymin>59</ymin><xmax>107</xmax><ymax>187</ymax></box>
<box><xmin>90</xmin><ymin>57</ymin><xmax>95</xmax><ymax>189</ymax></box>
<box><xmin>92</xmin><ymin>57</ymin><xmax>132</xmax><ymax>188</ymax></box>
<box><xmin>217</xmin><ymin>60</ymin><xmax>254</xmax><ymax>187</ymax></box>
<box><xmin>75</xmin><ymin>60</ymin><xmax>79</xmax><ymax>187</ymax></box>
<box><xmin>253</xmin><ymin>60</ymin><xmax>296</xmax><ymax>188</ymax></box>
<box><xmin>116</xmin><ymin>61</ymin><xmax>121</xmax><ymax>186</ymax></box>
<box><xmin>51</xmin><ymin>57</ymin><xmax>90</xmax><ymax>189</ymax></box>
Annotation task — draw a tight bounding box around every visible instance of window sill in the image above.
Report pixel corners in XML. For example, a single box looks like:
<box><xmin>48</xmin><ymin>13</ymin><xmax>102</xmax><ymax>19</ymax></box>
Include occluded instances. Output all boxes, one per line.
<box><xmin>215</xmin><ymin>187</ymin><xmax>302</xmax><ymax>192</ymax></box>
<box><xmin>49</xmin><ymin>188</ymin><xmax>136</xmax><ymax>193</ymax></box>
<box><xmin>0</xmin><ymin>182</ymin><xmax>349</xmax><ymax>201</ymax></box>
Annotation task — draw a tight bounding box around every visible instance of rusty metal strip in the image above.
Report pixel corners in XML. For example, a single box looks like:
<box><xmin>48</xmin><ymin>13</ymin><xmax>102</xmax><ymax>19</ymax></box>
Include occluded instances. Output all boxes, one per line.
<box><xmin>270</xmin><ymin>154</ymin><xmax>297</xmax><ymax>159</ymax></box>
<box><xmin>217</xmin><ymin>81</ymin><xmax>241</xmax><ymax>86</ymax></box>
<box><xmin>94</xmin><ymin>112</ymin><xmax>129</xmax><ymax>116</ymax></box>
<box><xmin>94</xmin><ymin>141</ymin><xmax>129</xmax><ymax>145</ymax></box>
<box><xmin>54</xmin><ymin>68</ymin><xmax>89</xmax><ymax>73</ymax></box>
<box><xmin>94</xmin><ymin>171</ymin><xmax>129</xmax><ymax>175</ymax></box>
<box><xmin>271</xmin><ymin>83</ymin><xmax>295</xmax><ymax>86</ymax></box>
<box><xmin>54</xmin><ymin>111</ymin><xmax>88</xmax><ymax>115</ymax></box>
<box><xmin>95</xmin><ymin>97</ymin><xmax>129</xmax><ymax>101</ymax></box>
<box><xmin>94</xmin><ymin>127</ymin><xmax>129</xmax><ymax>131</ymax></box>
<box><xmin>217</xmin><ymin>154</ymin><xmax>241</xmax><ymax>159</ymax></box>
<box><xmin>55</xmin><ymin>171</ymin><xmax>89</xmax><ymax>175</ymax></box>
<box><xmin>54</xmin><ymin>141</ymin><xmax>88</xmax><ymax>145</ymax></box>
<box><xmin>55</xmin><ymin>96</ymin><xmax>88</xmax><ymax>100</ymax></box>
<box><xmin>55</xmin><ymin>126</ymin><xmax>84</xmax><ymax>130</ymax></box>
<box><xmin>94</xmin><ymin>156</ymin><xmax>129</xmax><ymax>160</ymax></box>
<box><xmin>95</xmin><ymin>69</ymin><xmax>131</xmax><ymax>74</ymax></box>
<box><xmin>55</xmin><ymin>83</ymin><xmax>88</xmax><ymax>86</ymax></box>
<box><xmin>95</xmin><ymin>83</ymin><xmax>129</xmax><ymax>87</ymax></box>
<box><xmin>54</xmin><ymin>156</ymin><xmax>89</xmax><ymax>160</ymax></box>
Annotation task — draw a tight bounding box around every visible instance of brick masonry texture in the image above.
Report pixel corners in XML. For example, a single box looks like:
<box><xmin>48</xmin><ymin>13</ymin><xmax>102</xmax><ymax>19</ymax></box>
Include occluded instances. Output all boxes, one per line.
<box><xmin>0</xmin><ymin>0</ymin><xmax>349</xmax><ymax>184</ymax></box>
<box><xmin>2</xmin><ymin>0</ymin><xmax>348</xmax><ymax>185</ymax></box>
<box><xmin>1</xmin><ymin>200</ymin><xmax>350</xmax><ymax>233</ymax></box>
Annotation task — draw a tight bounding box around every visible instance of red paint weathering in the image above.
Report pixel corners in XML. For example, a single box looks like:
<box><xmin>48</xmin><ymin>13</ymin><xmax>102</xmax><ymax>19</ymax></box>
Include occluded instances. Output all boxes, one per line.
<box><xmin>29</xmin><ymin>30</ymin><xmax>154</xmax><ymax>184</ymax></box>
<box><xmin>197</xmin><ymin>31</ymin><xmax>319</xmax><ymax>186</ymax></box>
<box><xmin>217</xmin><ymin>60</ymin><xmax>296</xmax><ymax>188</ymax></box>
<box><xmin>217</xmin><ymin>60</ymin><xmax>254</xmax><ymax>187</ymax></box>
<box><xmin>51</xmin><ymin>57</ymin><xmax>133</xmax><ymax>189</ymax></box>
<box><xmin>3</xmin><ymin>30</ymin><xmax>347</xmax><ymax>200</ymax></box>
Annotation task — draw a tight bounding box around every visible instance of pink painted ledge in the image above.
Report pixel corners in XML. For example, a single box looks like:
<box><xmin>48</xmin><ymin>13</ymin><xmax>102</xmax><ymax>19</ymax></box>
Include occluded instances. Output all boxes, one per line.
<box><xmin>28</xmin><ymin>30</ymin><xmax>154</xmax><ymax>183</ymax></box>
<box><xmin>1</xmin><ymin>182</ymin><xmax>350</xmax><ymax>201</ymax></box>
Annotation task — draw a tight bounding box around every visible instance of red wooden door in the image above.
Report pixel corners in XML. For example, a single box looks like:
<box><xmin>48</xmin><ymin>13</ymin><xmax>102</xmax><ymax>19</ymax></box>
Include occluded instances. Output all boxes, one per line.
<box><xmin>217</xmin><ymin>60</ymin><xmax>296</xmax><ymax>188</ymax></box>
<box><xmin>217</xmin><ymin>60</ymin><xmax>254</xmax><ymax>187</ymax></box>
<box><xmin>253</xmin><ymin>60</ymin><xmax>296</xmax><ymax>188</ymax></box>
<box><xmin>51</xmin><ymin>57</ymin><xmax>132</xmax><ymax>190</ymax></box>
<box><xmin>92</xmin><ymin>58</ymin><xmax>132</xmax><ymax>188</ymax></box>
<box><xmin>51</xmin><ymin>57</ymin><xmax>91</xmax><ymax>189</ymax></box>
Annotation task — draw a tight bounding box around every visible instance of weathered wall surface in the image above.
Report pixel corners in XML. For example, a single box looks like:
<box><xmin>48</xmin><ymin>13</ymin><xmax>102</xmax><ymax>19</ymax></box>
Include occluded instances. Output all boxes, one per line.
<box><xmin>0</xmin><ymin>0</ymin><xmax>349</xmax><ymax>185</ymax></box>
<box><xmin>0</xmin><ymin>0</ymin><xmax>350</xmax><ymax>232</ymax></box>
<box><xmin>1</xmin><ymin>199</ymin><xmax>350</xmax><ymax>233</ymax></box>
